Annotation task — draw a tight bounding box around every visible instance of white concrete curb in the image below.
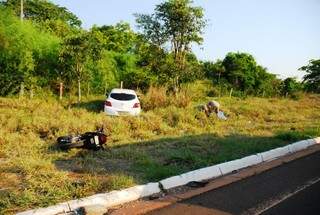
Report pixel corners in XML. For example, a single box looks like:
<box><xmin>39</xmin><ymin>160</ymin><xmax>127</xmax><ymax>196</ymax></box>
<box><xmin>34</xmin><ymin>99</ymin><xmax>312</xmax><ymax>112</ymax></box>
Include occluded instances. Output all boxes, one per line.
<box><xmin>17</xmin><ymin>137</ymin><xmax>319</xmax><ymax>215</ymax></box>
<box><xmin>218</xmin><ymin>154</ymin><xmax>263</xmax><ymax>175</ymax></box>
<box><xmin>289</xmin><ymin>140</ymin><xmax>310</xmax><ymax>153</ymax></box>
<box><xmin>258</xmin><ymin>146</ymin><xmax>291</xmax><ymax>162</ymax></box>
<box><xmin>16</xmin><ymin>203</ymin><xmax>70</xmax><ymax>215</ymax></box>
<box><xmin>160</xmin><ymin>165</ymin><xmax>221</xmax><ymax>190</ymax></box>
<box><xmin>16</xmin><ymin>183</ymin><xmax>160</xmax><ymax>215</ymax></box>
<box><xmin>67</xmin><ymin>182</ymin><xmax>160</xmax><ymax>210</ymax></box>
<box><xmin>160</xmin><ymin>175</ymin><xmax>186</xmax><ymax>190</ymax></box>
<box><xmin>307</xmin><ymin>138</ymin><xmax>316</xmax><ymax>145</ymax></box>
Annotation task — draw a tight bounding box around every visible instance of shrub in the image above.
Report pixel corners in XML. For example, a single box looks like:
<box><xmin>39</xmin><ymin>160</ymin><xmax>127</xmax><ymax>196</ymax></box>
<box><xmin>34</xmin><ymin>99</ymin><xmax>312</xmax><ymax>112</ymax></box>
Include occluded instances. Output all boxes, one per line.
<box><xmin>171</xmin><ymin>88</ymin><xmax>192</xmax><ymax>108</ymax></box>
<box><xmin>140</xmin><ymin>86</ymin><xmax>192</xmax><ymax>111</ymax></box>
<box><xmin>140</xmin><ymin>86</ymin><xmax>168</xmax><ymax>111</ymax></box>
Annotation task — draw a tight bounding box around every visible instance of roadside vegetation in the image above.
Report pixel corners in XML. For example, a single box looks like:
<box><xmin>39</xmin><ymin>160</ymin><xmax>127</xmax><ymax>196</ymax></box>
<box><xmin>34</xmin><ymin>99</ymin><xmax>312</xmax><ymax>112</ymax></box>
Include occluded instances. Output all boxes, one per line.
<box><xmin>0</xmin><ymin>85</ymin><xmax>319</xmax><ymax>214</ymax></box>
<box><xmin>1</xmin><ymin>0</ymin><xmax>319</xmax><ymax>100</ymax></box>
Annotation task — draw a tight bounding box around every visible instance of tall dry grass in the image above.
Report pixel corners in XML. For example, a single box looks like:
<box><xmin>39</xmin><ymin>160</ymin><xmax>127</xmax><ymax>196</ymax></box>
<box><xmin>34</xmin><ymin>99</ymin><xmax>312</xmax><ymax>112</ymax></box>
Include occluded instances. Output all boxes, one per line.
<box><xmin>140</xmin><ymin>85</ymin><xmax>192</xmax><ymax>111</ymax></box>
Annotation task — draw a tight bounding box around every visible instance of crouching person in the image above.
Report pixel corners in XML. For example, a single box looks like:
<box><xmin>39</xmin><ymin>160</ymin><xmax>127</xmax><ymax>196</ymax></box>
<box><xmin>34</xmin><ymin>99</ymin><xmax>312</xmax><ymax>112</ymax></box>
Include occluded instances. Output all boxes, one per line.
<box><xmin>198</xmin><ymin>100</ymin><xmax>227</xmax><ymax>120</ymax></box>
<box><xmin>198</xmin><ymin>100</ymin><xmax>220</xmax><ymax>117</ymax></box>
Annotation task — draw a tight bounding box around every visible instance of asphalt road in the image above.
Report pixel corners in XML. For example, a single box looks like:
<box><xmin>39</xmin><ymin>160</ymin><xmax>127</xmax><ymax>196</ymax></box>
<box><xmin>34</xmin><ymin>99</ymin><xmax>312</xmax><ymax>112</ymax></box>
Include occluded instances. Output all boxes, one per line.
<box><xmin>261</xmin><ymin>180</ymin><xmax>320</xmax><ymax>215</ymax></box>
<box><xmin>147</xmin><ymin>151</ymin><xmax>320</xmax><ymax>215</ymax></box>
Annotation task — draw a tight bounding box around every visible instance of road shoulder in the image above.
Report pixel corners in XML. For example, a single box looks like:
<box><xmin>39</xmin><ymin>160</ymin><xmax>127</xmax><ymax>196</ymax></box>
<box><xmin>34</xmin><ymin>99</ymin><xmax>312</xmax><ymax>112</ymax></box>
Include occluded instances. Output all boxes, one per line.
<box><xmin>109</xmin><ymin>144</ymin><xmax>320</xmax><ymax>215</ymax></box>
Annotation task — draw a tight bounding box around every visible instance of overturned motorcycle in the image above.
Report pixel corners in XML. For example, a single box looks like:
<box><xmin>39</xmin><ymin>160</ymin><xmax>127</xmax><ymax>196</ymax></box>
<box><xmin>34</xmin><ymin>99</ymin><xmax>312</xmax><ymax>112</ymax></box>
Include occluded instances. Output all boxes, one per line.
<box><xmin>57</xmin><ymin>128</ymin><xmax>107</xmax><ymax>150</ymax></box>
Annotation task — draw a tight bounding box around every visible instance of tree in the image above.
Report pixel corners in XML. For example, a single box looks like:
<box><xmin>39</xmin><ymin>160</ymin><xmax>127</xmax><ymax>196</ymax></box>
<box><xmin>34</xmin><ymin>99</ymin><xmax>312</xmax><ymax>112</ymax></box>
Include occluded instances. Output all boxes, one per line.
<box><xmin>0</xmin><ymin>6</ymin><xmax>60</xmax><ymax>96</ymax></box>
<box><xmin>135</xmin><ymin>13</ymin><xmax>168</xmax><ymax>48</ymax></box>
<box><xmin>134</xmin><ymin>35</ymin><xmax>167</xmax><ymax>87</ymax></box>
<box><xmin>1</xmin><ymin>0</ymin><xmax>81</xmax><ymax>27</ymax></box>
<box><xmin>254</xmin><ymin>66</ymin><xmax>280</xmax><ymax>97</ymax></box>
<box><xmin>222</xmin><ymin>52</ymin><xmax>258</xmax><ymax>92</ymax></box>
<box><xmin>59</xmin><ymin>32</ymin><xmax>90</xmax><ymax>102</ymax></box>
<box><xmin>202</xmin><ymin>60</ymin><xmax>226</xmax><ymax>84</ymax></box>
<box><xmin>180</xmin><ymin>52</ymin><xmax>203</xmax><ymax>83</ymax></box>
<box><xmin>280</xmin><ymin>77</ymin><xmax>302</xmax><ymax>97</ymax></box>
<box><xmin>86</xmin><ymin>51</ymin><xmax>118</xmax><ymax>94</ymax></box>
<box><xmin>96</xmin><ymin>22</ymin><xmax>137</xmax><ymax>53</ymax></box>
<box><xmin>1</xmin><ymin>0</ymin><xmax>81</xmax><ymax>38</ymax></box>
<box><xmin>300</xmin><ymin>59</ymin><xmax>320</xmax><ymax>93</ymax></box>
<box><xmin>135</xmin><ymin>0</ymin><xmax>206</xmax><ymax>90</ymax></box>
<box><xmin>201</xmin><ymin>52</ymin><xmax>281</xmax><ymax>97</ymax></box>
<box><xmin>220</xmin><ymin>52</ymin><xmax>281</xmax><ymax>95</ymax></box>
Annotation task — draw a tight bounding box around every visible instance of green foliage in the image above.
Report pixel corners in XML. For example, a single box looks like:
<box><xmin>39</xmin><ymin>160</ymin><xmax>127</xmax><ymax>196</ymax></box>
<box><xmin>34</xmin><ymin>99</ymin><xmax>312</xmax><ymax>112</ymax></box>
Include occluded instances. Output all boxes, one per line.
<box><xmin>254</xmin><ymin>67</ymin><xmax>281</xmax><ymax>97</ymax></box>
<box><xmin>95</xmin><ymin>22</ymin><xmax>137</xmax><ymax>53</ymax></box>
<box><xmin>181</xmin><ymin>53</ymin><xmax>204</xmax><ymax>82</ymax></box>
<box><xmin>136</xmin><ymin>0</ymin><xmax>206</xmax><ymax>89</ymax></box>
<box><xmin>59</xmin><ymin>31</ymin><xmax>94</xmax><ymax>101</ymax></box>
<box><xmin>135</xmin><ymin>13</ymin><xmax>168</xmax><ymax>47</ymax></box>
<box><xmin>0</xmin><ymin>1</ymin><xmax>318</xmax><ymax>99</ymax></box>
<box><xmin>2</xmin><ymin>0</ymin><xmax>81</xmax><ymax>27</ymax></box>
<box><xmin>280</xmin><ymin>77</ymin><xmax>302</xmax><ymax>97</ymax></box>
<box><xmin>0</xmin><ymin>3</ymin><xmax>164</xmax><ymax>97</ymax></box>
<box><xmin>202</xmin><ymin>60</ymin><xmax>225</xmax><ymax>82</ymax></box>
<box><xmin>202</xmin><ymin>52</ymin><xmax>281</xmax><ymax>97</ymax></box>
<box><xmin>86</xmin><ymin>51</ymin><xmax>118</xmax><ymax>94</ymax></box>
<box><xmin>0</xmin><ymin>6</ymin><xmax>60</xmax><ymax>96</ymax></box>
<box><xmin>59</xmin><ymin>32</ymin><xmax>89</xmax><ymax>79</ymax></box>
<box><xmin>300</xmin><ymin>59</ymin><xmax>320</xmax><ymax>93</ymax></box>
<box><xmin>113</xmin><ymin>52</ymin><xmax>154</xmax><ymax>89</ymax></box>
<box><xmin>222</xmin><ymin>52</ymin><xmax>261</xmax><ymax>92</ymax></box>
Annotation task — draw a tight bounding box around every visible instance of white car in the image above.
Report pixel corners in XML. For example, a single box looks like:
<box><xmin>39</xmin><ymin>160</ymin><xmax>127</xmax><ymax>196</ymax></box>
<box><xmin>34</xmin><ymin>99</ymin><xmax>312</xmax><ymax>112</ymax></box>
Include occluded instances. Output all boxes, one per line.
<box><xmin>104</xmin><ymin>88</ymin><xmax>141</xmax><ymax>116</ymax></box>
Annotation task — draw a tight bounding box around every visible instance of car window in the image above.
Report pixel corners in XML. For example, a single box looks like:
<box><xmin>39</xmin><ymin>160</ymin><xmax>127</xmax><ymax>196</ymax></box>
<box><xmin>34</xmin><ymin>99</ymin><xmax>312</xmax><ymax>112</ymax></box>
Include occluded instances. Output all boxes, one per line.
<box><xmin>110</xmin><ymin>93</ymin><xmax>136</xmax><ymax>101</ymax></box>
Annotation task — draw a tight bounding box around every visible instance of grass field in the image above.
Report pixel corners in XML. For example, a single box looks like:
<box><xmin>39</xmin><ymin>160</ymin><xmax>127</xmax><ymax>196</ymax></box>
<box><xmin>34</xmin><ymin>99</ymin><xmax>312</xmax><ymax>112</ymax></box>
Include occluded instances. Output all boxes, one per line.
<box><xmin>0</xmin><ymin>92</ymin><xmax>320</xmax><ymax>214</ymax></box>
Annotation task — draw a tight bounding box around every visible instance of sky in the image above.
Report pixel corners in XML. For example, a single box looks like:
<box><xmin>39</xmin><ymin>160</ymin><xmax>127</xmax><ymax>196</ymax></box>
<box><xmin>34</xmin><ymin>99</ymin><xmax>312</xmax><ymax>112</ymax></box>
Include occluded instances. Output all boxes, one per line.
<box><xmin>52</xmin><ymin>0</ymin><xmax>320</xmax><ymax>80</ymax></box>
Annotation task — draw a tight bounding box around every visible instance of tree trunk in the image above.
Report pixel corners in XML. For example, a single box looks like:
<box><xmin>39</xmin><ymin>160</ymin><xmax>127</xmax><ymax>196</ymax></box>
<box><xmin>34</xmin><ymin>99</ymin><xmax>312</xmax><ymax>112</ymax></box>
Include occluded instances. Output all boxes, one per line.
<box><xmin>76</xmin><ymin>62</ymin><xmax>82</xmax><ymax>103</ymax></box>
<box><xmin>19</xmin><ymin>82</ymin><xmax>24</xmax><ymax>98</ymax></box>
<box><xmin>104</xmin><ymin>83</ymin><xmax>108</xmax><ymax>95</ymax></box>
<box><xmin>59</xmin><ymin>82</ymin><xmax>63</xmax><ymax>100</ymax></box>
<box><xmin>78</xmin><ymin>79</ymin><xmax>81</xmax><ymax>103</ymax></box>
<box><xmin>30</xmin><ymin>85</ymin><xmax>34</xmax><ymax>99</ymax></box>
<box><xmin>173</xmin><ymin>76</ymin><xmax>179</xmax><ymax>95</ymax></box>
<box><xmin>229</xmin><ymin>88</ymin><xmax>233</xmax><ymax>98</ymax></box>
<box><xmin>87</xmin><ymin>82</ymin><xmax>90</xmax><ymax>96</ymax></box>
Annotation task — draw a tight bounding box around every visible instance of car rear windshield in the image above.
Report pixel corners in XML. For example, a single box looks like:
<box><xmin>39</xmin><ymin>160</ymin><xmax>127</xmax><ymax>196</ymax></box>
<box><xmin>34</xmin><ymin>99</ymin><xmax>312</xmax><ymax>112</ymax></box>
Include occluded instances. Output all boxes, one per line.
<box><xmin>110</xmin><ymin>93</ymin><xmax>136</xmax><ymax>101</ymax></box>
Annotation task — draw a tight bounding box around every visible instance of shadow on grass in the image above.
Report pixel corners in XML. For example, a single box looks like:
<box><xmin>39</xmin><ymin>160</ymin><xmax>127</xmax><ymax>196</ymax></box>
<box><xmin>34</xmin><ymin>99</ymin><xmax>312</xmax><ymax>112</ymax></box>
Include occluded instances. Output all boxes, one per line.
<box><xmin>53</xmin><ymin>130</ymin><xmax>314</xmax><ymax>184</ymax></box>
<box><xmin>70</xmin><ymin>100</ymin><xmax>104</xmax><ymax>113</ymax></box>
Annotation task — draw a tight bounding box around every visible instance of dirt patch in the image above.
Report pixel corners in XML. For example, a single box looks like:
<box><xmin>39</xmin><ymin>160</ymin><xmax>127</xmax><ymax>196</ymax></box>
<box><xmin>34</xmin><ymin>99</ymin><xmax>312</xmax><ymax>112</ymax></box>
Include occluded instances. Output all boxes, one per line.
<box><xmin>0</xmin><ymin>173</ymin><xmax>21</xmax><ymax>191</ymax></box>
